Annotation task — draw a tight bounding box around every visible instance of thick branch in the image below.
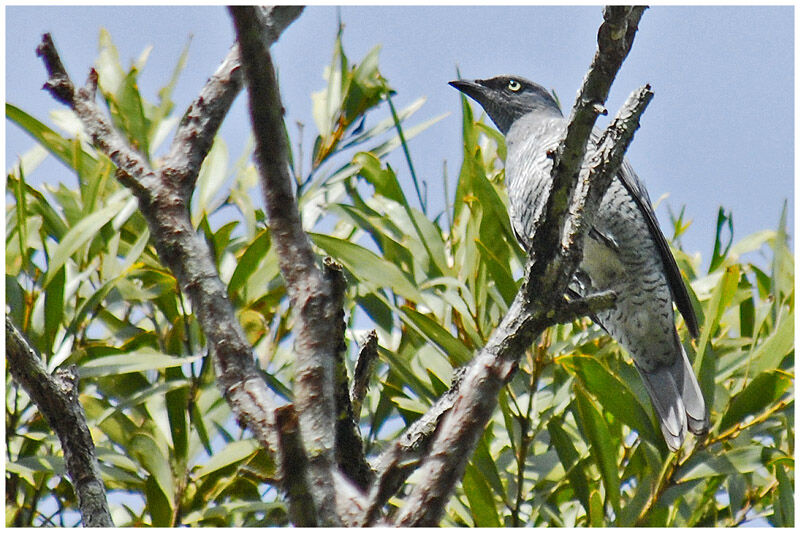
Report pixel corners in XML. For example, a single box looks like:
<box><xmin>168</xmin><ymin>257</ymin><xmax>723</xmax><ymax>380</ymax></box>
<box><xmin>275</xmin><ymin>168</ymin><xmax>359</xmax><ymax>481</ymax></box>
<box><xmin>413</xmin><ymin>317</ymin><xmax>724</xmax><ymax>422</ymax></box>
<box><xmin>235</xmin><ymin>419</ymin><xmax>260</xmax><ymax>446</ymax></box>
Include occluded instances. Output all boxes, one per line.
<box><xmin>162</xmin><ymin>45</ymin><xmax>244</xmax><ymax>196</ymax></box>
<box><xmin>328</xmin><ymin>262</ymin><xmax>374</xmax><ymax>491</ymax></box>
<box><xmin>391</xmin><ymin>7</ymin><xmax>649</xmax><ymax>526</ymax></box>
<box><xmin>6</xmin><ymin>318</ymin><xmax>113</xmax><ymax>527</ymax></box>
<box><xmin>230</xmin><ymin>5</ymin><xmax>349</xmax><ymax>525</ymax></box>
<box><xmin>528</xmin><ymin>6</ymin><xmax>647</xmax><ymax>302</ymax></box>
<box><xmin>561</xmin><ymin>83</ymin><xmax>655</xmax><ymax>271</ymax></box>
<box><xmin>35</xmin><ymin>26</ymin><xmax>288</xmax><ymax>457</ymax></box>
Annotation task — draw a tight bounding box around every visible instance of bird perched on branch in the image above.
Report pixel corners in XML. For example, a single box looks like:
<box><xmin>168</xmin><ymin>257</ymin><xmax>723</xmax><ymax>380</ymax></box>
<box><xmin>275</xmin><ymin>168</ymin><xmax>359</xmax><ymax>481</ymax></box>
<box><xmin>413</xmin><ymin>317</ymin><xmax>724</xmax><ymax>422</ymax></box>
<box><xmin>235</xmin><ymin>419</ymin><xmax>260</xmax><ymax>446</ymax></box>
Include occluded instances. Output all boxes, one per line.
<box><xmin>450</xmin><ymin>75</ymin><xmax>707</xmax><ymax>451</ymax></box>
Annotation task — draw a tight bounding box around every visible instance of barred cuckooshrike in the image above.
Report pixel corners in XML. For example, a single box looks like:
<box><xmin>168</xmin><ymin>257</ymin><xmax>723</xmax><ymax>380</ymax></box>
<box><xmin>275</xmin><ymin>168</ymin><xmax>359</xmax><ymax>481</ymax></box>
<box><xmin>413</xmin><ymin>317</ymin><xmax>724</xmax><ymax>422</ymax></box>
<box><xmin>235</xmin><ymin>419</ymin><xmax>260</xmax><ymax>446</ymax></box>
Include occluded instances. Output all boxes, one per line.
<box><xmin>450</xmin><ymin>75</ymin><xmax>707</xmax><ymax>451</ymax></box>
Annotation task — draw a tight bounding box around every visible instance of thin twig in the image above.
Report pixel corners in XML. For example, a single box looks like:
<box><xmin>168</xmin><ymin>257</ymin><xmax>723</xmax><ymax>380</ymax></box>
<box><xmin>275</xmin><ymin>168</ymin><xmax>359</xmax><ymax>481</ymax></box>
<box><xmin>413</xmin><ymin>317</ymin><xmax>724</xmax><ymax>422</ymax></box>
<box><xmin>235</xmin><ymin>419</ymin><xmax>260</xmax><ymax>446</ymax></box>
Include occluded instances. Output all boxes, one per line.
<box><xmin>327</xmin><ymin>261</ymin><xmax>374</xmax><ymax>491</ymax></box>
<box><xmin>350</xmin><ymin>330</ymin><xmax>379</xmax><ymax>422</ymax></box>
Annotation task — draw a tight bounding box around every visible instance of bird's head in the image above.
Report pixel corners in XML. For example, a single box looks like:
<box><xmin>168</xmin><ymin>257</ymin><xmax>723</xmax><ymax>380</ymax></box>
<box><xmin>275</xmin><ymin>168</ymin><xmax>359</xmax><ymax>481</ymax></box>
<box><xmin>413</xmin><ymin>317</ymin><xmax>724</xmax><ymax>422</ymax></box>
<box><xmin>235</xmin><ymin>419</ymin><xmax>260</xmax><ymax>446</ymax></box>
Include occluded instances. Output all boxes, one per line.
<box><xmin>449</xmin><ymin>75</ymin><xmax>562</xmax><ymax>134</ymax></box>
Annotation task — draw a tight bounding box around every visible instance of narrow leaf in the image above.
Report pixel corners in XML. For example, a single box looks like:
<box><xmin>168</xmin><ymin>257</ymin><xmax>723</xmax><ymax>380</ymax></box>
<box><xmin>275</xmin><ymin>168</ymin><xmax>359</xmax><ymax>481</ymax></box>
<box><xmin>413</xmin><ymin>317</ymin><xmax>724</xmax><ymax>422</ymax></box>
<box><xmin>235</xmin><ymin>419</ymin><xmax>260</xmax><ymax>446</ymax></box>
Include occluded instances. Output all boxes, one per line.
<box><xmin>718</xmin><ymin>370</ymin><xmax>792</xmax><ymax>432</ymax></box>
<box><xmin>573</xmin><ymin>386</ymin><xmax>620</xmax><ymax>512</ymax></box>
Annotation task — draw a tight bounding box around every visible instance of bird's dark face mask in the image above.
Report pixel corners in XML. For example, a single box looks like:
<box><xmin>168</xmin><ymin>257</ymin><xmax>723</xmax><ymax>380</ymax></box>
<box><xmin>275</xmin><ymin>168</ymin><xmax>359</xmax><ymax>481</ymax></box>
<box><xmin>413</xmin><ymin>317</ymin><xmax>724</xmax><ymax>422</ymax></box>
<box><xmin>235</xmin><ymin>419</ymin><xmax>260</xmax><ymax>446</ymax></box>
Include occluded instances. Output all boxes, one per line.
<box><xmin>450</xmin><ymin>76</ymin><xmax>561</xmax><ymax>134</ymax></box>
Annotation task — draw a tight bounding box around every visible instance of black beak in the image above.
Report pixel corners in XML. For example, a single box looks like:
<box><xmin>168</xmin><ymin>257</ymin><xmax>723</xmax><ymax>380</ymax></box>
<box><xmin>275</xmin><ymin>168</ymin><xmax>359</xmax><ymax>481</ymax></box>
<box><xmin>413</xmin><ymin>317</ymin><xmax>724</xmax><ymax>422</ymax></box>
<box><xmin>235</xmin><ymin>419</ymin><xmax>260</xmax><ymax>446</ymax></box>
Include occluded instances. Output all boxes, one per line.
<box><xmin>449</xmin><ymin>79</ymin><xmax>486</xmax><ymax>101</ymax></box>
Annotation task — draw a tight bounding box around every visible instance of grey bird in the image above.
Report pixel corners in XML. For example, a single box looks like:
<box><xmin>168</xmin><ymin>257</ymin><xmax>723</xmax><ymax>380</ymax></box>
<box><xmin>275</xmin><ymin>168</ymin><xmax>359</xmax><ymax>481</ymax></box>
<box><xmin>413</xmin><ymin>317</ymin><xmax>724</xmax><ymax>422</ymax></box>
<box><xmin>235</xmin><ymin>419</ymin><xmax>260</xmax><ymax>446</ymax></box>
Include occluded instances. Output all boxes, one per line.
<box><xmin>450</xmin><ymin>75</ymin><xmax>707</xmax><ymax>451</ymax></box>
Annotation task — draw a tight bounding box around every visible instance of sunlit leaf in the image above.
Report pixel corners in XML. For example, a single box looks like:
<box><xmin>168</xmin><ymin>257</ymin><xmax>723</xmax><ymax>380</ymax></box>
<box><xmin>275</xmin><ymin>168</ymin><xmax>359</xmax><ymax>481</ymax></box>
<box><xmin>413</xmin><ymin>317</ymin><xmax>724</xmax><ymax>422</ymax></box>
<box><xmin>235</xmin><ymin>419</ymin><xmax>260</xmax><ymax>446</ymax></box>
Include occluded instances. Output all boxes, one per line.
<box><xmin>718</xmin><ymin>370</ymin><xmax>792</xmax><ymax>432</ymax></box>
<box><xmin>573</xmin><ymin>386</ymin><xmax>620</xmax><ymax>513</ymax></box>
<box><xmin>675</xmin><ymin>446</ymin><xmax>786</xmax><ymax>482</ymax></box>
<box><xmin>79</xmin><ymin>350</ymin><xmax>202</xmax><ymax>377</ymax></box>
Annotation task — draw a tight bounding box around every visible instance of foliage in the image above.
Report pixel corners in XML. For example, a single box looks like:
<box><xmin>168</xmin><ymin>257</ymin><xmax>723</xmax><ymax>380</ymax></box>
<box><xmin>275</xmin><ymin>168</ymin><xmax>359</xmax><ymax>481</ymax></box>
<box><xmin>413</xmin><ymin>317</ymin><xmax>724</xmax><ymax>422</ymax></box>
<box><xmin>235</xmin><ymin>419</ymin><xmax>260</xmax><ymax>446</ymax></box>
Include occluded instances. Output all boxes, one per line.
<box><xmin>6</xmin><ymin>28</ymin><xmax>794</xmax><ymax>527</ymax></box>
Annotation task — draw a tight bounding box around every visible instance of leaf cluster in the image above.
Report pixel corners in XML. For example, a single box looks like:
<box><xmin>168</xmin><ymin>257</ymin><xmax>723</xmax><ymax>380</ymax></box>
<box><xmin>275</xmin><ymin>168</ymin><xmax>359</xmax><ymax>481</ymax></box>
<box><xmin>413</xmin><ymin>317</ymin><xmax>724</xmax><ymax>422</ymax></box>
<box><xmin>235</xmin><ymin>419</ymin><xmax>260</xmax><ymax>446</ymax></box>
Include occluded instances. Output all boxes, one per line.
<box><xmin>6</xmin><ymin>28</ymin><xmax>793</xmax><ymax>527</ymax></box>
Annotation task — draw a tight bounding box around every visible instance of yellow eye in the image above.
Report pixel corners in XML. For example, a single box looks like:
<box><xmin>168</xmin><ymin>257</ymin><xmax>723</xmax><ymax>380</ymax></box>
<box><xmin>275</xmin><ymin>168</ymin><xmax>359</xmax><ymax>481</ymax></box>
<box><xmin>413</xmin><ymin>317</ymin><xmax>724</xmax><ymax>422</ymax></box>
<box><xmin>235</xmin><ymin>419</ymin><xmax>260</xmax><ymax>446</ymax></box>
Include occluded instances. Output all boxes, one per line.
<box><xmin>507</xmin><ymin>79</ymin><xmax>521</xmax><ymax>92</ymax></box>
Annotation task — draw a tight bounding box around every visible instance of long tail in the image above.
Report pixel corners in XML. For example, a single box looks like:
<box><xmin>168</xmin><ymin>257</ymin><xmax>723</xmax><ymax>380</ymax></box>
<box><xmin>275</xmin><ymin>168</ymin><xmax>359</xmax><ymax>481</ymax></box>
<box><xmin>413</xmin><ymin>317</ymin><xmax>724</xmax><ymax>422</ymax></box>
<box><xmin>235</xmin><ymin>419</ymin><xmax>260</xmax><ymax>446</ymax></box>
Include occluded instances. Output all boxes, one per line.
<box><xmin>636</xmin><ymin>343</ymin><xmax>707</xmax><ymax>451</ymax></box>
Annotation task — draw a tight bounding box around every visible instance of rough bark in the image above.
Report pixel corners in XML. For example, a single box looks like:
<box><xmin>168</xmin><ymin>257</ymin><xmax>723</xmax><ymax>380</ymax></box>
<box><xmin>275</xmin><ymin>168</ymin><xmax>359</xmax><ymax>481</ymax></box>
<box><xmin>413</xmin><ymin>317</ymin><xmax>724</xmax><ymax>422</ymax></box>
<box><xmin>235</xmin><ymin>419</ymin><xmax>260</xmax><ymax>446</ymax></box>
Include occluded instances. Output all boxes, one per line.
<box><xmin>6</xmin><ymin>318</ymin><xmax>114</xmax><ymax>527</ymax></box>
<box><xmin>230</xmin><ymin>5</ymin><xmax>362</xmax><ymax>525</ymax></box>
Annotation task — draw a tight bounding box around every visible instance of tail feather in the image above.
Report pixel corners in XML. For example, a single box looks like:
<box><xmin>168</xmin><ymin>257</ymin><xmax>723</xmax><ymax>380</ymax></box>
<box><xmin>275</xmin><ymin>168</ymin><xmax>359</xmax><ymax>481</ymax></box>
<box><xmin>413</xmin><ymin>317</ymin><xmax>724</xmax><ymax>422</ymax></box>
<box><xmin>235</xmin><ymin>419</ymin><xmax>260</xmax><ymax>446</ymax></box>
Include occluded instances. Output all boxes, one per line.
<box><xmin>636</xmin><ymin>344</ymin><xmax>707</xmax><ymax>451</ymax></box>
<box><xmin>636</xmin><ymin>362</ymin><xmax>686</xmax><ymax>452</ymax></box>
<box><xmin>677</xmin><ymin>345</ymin><xmax>708</xmax><ymax>436</ymax></box>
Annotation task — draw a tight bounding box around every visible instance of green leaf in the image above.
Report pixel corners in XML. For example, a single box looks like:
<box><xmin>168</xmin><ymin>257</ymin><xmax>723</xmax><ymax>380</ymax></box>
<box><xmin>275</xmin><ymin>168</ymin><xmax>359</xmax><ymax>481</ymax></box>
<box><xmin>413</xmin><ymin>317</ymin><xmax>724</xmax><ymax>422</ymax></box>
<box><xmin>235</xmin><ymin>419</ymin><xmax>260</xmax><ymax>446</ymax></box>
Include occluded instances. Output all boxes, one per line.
<box><xmin>738</xmin><ymin>274</ymin><xmax>755</xmax><ymax>339</ymax></box>
<box><xmin>675</xmin><ymin>446</ymin><xmax>785</xmax><ymax>482</ymax></box>
<box><xmin>8</xmin><ymin>455</ymin><xmax>66</xmax><ymax>477</ymax></box>
<box><xmin>773</xmin><ymin>462</ymin><xmax>794</xmax><ymax>526</ymax></box>
<box><xmin>196</xmin><ymin>439</ymin><xmax>260</xmax><ymax>478</ymax></box>
<box><xmin>7</xmin><ymin>174</ymin><xmax>68</xmax><ymax>240</ymax></box>
<box><xmin>339</xmin><ymin>96</ymin><xmax>426</xmax><ymax>152</ymax></box>
<box><xmin>152</xmin><ymin>36</ymin><xmax>191</xmax><ymax>142</ymax></box>
<box><xmin>562</xmin><ymin>355</ymin><xmax>660</xmax><ymax>445</ymax></box>
<box><xmin>165</xmin><ymin>367</ymin><xmax>189</xmax><ymax>462</ymax></box>
<box><xmin>475</xmin><ymin>238</ymin><xmax>518</xmax><ymax>306</ymax></box>
<box><xmin>547</xmin><ymin>417</ymin><xmax>591</xmax><ymax>514</ymax></box>
<box><xmin>310</xmin><ymin>233</ymin><xmax>424</xmax><ymax>302</ymax></box>
<box><xmin>718</xmin><ymin>370</ymin><xmax>792</xmax><ymax>432</ymax></box>
<box><xmin>144</xmin><ymin>475</ymin><xmax>173</xmax><ymax>526</ymax></box>
<box><xmin>770</xmin><ymin>201</ymin><xmax>792</xmax><ymax>315</ymax></box>
<box><xmin>6</xmin><ymin>103</ymin><xmax>99</xmax><ymax>175</ymax></box>
<box><xmin>42</xmin><ymin>201</ymin><xmax>125</xmax><ymax>288</ymax></box>
<box><xmin>709</xmin><ymin>207</ymin><xmax>733</xmax><ymax>272</ymax></box>
<box><xmin>588</xmin><ymin>489</ymin><xmax>605</xmax><ymax>526</ymax></box>
<box><xmin>65</xmin><ymin>273</ymin><xmax>125</xmax><ymax>341</ymax></box>
<box><xmin>92</xmin><ymin>381</ymin><xmax>189</xmax><ymax>427</ymax></box>
<box><xmin>694</xmin><ymin>264</ymin><xmax>739</xmax><ymax>405</ymax></box>
<box><xmin>748</xmin><ymin>309</ymin><xmax>794</xmax><ymax>375</ymax></box>
<box><xmin>400</xmin><ymin>306</ymin><xmax>472</xmax><ymax>365</ymax></box>
<box><xmin>95</xmin><ymin>28</ymin><xmax>126</xmax><ymax>95</ymax></box>
<box><xmin>462</xmin><ymin>462</ymin><xmax>501</xmax><ymax>527</ymax></box>
<box><xmin>131</xmin><ymin>432</ymin><xmax>175</xmax><ymax>506</ymax></box>
<box><xmin>728</xmin><ymin>229</ymin><xmax>775</xmax><ymax>261</ymax></box>
<box><xmin>228</xmin><ymin>228</ymin><xmax>272</xmax><ymax>295</ymax></box>
<box><xmin>112</xmin><ymin>67</ymin><xmax>151</xmax><ymax>156</ymax></box>
<box><xmin>193</xmin><ymin>138</ymin><xmax>229</xmax><ymax>220</ymax></box>
<box><xmin>79</xmin><ymin>350</ymin><xmax>202</xmax><ymax>377</ymax></box>
<box><xmin>472</xmin><ymin>430</ymin><xmax>505</xmax><ymax>499</ymax></box>
<box><xmin>12</xmin><ymin>166</ymin><xmax>30</xmax><ymax>272</ymax></box>
<box><xmin>573</xmin><ymin>386</ymin><xmax>620</xmax><ymax>513</ymax></box>
<box><xmin>354</xmin><ymin>151</ymin><xmax>406</xmax><ymax>206</ymax></box>
<box><xmin>726</xmin><ymin>473</ymin><xmax>746</xmax><ymax>522</ymax></box>
<box><xmin>183</xmin><ymin>501</ymin><xmax>286</xmax><ymax>525</ymax></box>
<box><xmin>43</xmin><ymin>265</ymin><xmax>65</xmax><ymax>355</ymax></box>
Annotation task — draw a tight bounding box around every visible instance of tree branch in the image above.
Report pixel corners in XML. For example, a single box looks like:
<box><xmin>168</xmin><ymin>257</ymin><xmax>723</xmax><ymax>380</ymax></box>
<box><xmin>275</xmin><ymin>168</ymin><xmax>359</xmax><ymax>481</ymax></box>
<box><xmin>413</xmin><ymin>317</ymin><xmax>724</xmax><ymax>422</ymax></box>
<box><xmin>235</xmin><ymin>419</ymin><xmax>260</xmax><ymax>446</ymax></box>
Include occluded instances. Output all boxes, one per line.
<box><xmin>230</xmin><ymin>5</ymin><xmax>352</xmax><ymax>525</ymax></box>
<box><xmin>390</xmin><ymin>7</ymin><xmax>650</xmax><ymax>525</ymax></box>
<box><xmin>161</xmin><ymin>6</ymin><xmax>304</xmax><ymax>196</ymax></box>
<box><xmin>527</xmin><ymin>5</ymin><xmax>647</xmax><ymax>305</ymax></box>
<box><xmin>37</xmin><ymin>34</ymin><xmax>158</xmax><ymax>197</ymax></box>
<box><xmin>275</xmin><ymin>405</ymin><xmax>317</xmax><ymax>526</ymax></box>
<box><xmin>6</xmin><ymin>317</ymin><xmax>113</xmax><ymax>527</ymax></box>
<box><xmin>34</xmin><ymin>9</ymin><xmax>303</xmax><ymax>466</ymax></box>
<box><xmin>162</xmin><ymin>44</ymin><xmax>243</xmax><ymax>195</ymax></box>
<box><xmin>350</xmin><ymin>330</ymin><xmax>379</xmax><ymax>423</ymax></box>
<box><xmin>328</xmin><ymin>261</ymin><xmax>374</xmax><ymax>491</ymax></box>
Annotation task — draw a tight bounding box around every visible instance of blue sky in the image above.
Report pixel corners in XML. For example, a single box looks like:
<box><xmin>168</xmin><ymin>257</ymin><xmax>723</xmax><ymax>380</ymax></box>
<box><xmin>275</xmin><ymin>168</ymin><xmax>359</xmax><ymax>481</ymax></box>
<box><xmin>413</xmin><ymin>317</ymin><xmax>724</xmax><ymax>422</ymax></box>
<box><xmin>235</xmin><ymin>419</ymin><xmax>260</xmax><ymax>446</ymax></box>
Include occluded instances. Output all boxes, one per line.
<box><xmin>4</xmin><ymin>5</ymin><xmax>792</xmax><ymax>526</ymax></box>
<box><xmin>6</xmin><ymin>5</ymin><xmax>794</xmax><ymax>265</ymax></box>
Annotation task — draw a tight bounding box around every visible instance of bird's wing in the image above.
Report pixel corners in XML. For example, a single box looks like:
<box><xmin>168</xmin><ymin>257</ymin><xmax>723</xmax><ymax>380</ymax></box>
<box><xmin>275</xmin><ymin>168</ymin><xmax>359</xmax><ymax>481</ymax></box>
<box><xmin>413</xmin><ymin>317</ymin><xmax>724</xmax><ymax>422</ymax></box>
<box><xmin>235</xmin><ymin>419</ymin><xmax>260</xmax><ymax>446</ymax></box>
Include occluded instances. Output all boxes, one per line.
<box><xmin>615</xmin><ymin>159</ymin><xmax>700</xmax><ymax>338</ymax></box>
